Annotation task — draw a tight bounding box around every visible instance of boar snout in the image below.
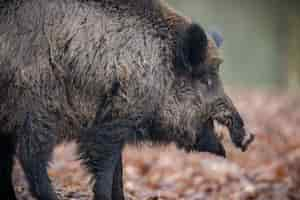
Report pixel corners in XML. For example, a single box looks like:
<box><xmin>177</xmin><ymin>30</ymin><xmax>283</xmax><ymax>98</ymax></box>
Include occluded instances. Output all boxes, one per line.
<box><xmin>210</xmin><ymin>96</ymin><xmax>255</xmax><ymax>151</ymax></box>
<box><xmin>228</xmin><ymin>112</ymin><xmax>255</xmax><ymax>152</ymax></box>
<box><xmin>240</xmin><ymin>130</ymin><xmax>255</xmax><ymax>152</ymax></box>
<box><xmin>215</xmin><ymin>110</ymin><xmax>254</xmax><ymax>151</ymax></box>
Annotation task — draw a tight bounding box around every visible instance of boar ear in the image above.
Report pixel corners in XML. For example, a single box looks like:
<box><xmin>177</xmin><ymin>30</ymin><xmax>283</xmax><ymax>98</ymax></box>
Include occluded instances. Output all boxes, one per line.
<box><xmin>207</xmin><ymin>31</ymin><xmax>224</xmax><ymax>48</ymax></box>
<box><xmin>176</xmin><ymin>23</ymin><xmax>208</xmax><ymax>71</ymax></box>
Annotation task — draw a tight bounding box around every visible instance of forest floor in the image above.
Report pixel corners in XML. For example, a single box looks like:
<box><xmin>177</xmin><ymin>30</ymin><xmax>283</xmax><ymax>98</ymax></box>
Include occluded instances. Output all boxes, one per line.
<box><xmin>13</xmin><ymin>89</ymin><xmax>300</xmax><ymax>200</ymax></box>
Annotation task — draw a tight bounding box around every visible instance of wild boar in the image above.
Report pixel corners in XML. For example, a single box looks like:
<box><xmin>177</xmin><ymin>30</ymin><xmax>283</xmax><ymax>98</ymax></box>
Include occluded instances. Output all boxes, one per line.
<box><xmin>0</xmin><ymin>0</ymin><xmax>254</xmax><ymax>200</ymax></box>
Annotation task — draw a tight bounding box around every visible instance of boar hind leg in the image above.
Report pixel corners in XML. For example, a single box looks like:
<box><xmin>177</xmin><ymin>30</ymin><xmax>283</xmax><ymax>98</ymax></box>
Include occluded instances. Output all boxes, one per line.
<box><xmin>0</xmin><ymin>134</ymin><xmax>17</xmax><ymax>200</ymax></box>
<box><xmin>79</xmin><ymin>125</ymin><xmax>126</xmax><ymax>200</ymax></box>
<box><xmin>18</xmin><ymin>114</ymin><xmax>58</xmax><ymax>200</ymax></box>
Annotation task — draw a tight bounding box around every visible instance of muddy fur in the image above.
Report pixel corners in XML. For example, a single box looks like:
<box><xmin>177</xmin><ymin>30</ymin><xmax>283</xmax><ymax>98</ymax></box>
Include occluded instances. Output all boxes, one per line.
<box><xmin>0</xmin><ymin>0</ymin><xmax>253</xmax><ymax>200</ymax></box>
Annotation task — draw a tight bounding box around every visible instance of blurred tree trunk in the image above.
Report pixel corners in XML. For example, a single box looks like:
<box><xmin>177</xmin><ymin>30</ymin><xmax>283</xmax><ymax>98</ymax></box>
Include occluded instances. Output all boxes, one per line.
<box><xmin>287</xmin><ymin>3</ymin><xmax>300</xmax><ymax>89</ymax></box>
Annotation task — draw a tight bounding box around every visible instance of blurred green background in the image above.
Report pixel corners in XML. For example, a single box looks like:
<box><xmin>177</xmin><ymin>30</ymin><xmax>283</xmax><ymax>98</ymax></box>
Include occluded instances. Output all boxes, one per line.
<box><xmin>167</xmin><ymin>0</ymin><xmax>300</xmax><ymax>89</ymax></box>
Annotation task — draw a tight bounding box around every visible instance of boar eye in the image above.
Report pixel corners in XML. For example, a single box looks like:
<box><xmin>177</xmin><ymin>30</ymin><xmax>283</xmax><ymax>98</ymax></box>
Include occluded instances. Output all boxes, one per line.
<box><xmin>197</xmin><ymin>73</ymin><xmax>211</xmax><ymax>88</ymax></box>
<box><xmin>176</xmin><ymin>23</ymin><xmax>208</xmax><ymax>72</ymax></box>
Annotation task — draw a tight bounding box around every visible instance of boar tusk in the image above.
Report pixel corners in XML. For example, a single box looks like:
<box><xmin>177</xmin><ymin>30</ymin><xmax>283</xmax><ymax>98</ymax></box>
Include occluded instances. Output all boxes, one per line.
<box><xmin>213</xmin><ymin>120</ymin><xmax>228</xmax><ymax>141</ymax></box>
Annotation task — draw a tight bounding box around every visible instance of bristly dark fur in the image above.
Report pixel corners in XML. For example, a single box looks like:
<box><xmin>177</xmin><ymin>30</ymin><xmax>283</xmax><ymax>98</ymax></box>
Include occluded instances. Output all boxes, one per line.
<box><xmin>0</xmin><ymin>0</ymin><xmax>252</xmax><ymax>200</ymax></box>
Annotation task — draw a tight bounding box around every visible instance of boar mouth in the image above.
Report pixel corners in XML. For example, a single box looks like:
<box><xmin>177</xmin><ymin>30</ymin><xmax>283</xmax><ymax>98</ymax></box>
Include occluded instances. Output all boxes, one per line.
<box><xmin>192</xmin><ymin>115</ymin><xmax>254</xmax><ymax>158</ymax></box>
<box><xmin>214</xmin><ymin>115</ymin><xmax>255</xmax><ymax>152</ymax></box>
<box><xmin>193</xmin><ymin>119</ymin><xmax>226</xmax><ymax>157</ymax></box>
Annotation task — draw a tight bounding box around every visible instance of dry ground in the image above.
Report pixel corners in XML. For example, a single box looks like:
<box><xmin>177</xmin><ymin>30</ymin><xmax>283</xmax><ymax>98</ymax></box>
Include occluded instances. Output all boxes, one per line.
<box><xmin>13</xmin><ymin>89</ymin><xmax>300</xmax><ymax>200</ymax></box>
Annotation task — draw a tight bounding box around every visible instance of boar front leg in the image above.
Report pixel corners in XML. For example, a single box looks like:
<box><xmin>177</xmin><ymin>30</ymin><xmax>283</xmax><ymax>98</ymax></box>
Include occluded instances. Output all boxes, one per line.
<box><xmin>18</xmin><ymin>113</ymin><xmax>58</xmax><ymax>200</ymax></box>
<box><xmin>112</xmin><ymin>154</ymin><xmax>125</xmax><ymax>200</ymax></box>
<box><xmin>79</xmin><ymin>123</ymin><xmax>130</xmax><ymax>200</ymax></box>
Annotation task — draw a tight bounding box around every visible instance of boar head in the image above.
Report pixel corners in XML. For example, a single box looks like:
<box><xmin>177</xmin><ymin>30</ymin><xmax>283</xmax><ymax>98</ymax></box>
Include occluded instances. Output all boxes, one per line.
<box><xmin>156</xmin><ymin>24</ymin><xmax>254</xmax><ymax>157</ymax></box>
